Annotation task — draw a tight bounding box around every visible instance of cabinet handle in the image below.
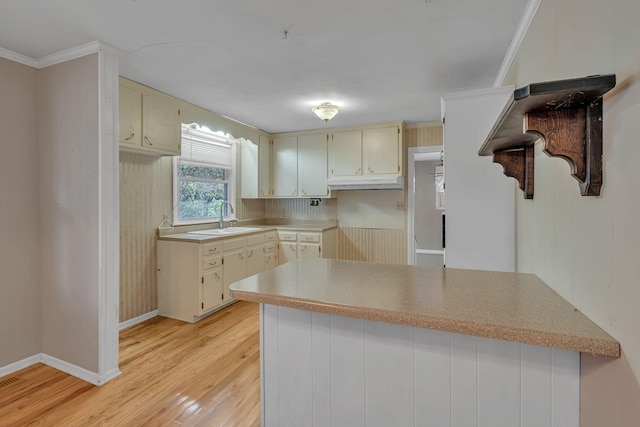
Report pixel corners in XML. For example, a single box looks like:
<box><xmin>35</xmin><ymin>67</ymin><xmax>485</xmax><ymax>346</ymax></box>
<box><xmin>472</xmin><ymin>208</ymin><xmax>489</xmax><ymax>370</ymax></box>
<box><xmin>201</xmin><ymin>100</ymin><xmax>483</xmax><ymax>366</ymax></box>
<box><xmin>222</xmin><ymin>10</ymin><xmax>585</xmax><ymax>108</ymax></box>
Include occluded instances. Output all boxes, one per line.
<box><xmin>144</xmin><ymin>136</ymin><xmax>153</xmax><ymax>146</ymax></box>
<box><xmin>124</xmin><ymin>133</ymin><xmax>135</xmax><ymax>141</ymax></box>
<box><xmin>305</xmin><ymin>237</ymin><xmax>313</xmax><ymax>241</ymax></box>
<box><xmin>209</xmin><ymin>261</ymin><xmax>217</xmax><ymax>266</ymax></box>
<box><xmin>266</xmin><ymin>255</ymin><xmax>271</xmax><ymax>263</ymax></box>
<box><xmin>301</xmin><ymin>246</ymin><xmax>307</xmax><ymax>252</ymax></box>
<box><xmin>368</xmin><ymin>167</ymin><xmax>374</xmax><ymax>174</ymax></box>
<box><xmin>239</xmin><ymin>253</ymin><xmax>244</xmax><ymax>260</ymax></box>
<box><xmin>248</xmin><ymin>249</ymin><xmax>253</xmax><ymax>257</ymax></box>
<box><xmin>209</xmin><ymin>248</ymin><xmax>218</xmax><ymax>253</ymax></box>
<box><xmin>289</xmin><ymin>245</ymin><xmax>296</xmax><ymax>252</ymax></box>
<box><xmin>292</xmin><ymin>190</ymin><xmax>297</xmax><ymax>196</ymax></box>
<box><xmin>355</xmin><ymin>167</ymin><xmax>361</xmax><ymax>174</ymax></box>
<box><xmin>301</xmin><ymin>189</ymin><xmax>307</xmax><ymax>196</ymax></box>
<box><xmin>214</xmin><ymin>272</ymin><xmax>221</xmax><ymax>279</ymax></box>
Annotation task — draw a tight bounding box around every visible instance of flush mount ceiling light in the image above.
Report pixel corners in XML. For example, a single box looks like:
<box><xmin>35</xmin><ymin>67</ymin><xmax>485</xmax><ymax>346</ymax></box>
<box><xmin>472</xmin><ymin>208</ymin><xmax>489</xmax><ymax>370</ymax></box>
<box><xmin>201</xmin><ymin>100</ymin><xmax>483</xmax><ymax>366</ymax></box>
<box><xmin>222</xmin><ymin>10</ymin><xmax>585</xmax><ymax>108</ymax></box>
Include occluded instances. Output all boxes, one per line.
<box><xmin>311</xmin><ymin>102</ymin><xmax>340</xmax><ymax>122</ymax></box>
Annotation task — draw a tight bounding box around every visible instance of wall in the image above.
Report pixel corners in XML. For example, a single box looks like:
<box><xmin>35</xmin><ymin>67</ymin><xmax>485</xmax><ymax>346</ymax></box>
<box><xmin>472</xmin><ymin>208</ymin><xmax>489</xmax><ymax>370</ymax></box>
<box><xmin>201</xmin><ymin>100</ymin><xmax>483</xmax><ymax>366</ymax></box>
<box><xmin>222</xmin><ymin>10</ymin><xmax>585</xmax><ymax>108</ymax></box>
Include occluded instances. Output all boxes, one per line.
<box><xmin>0</xmin><ymin>58</ymin><xmax>41</xmax><ymax>367</ymax></box>
<box><xmin>505</xmin><ymin>0</ymin><xmax>640</xmax><ymax>425</ymax></box>
<box><xmin>442</xmin><ymin>87</ymin><xmax>516</xmax><ymax>272</ymax></box>
<box><xmin>38</xmin><ymin>54</ymin><xmax>102</xmax><ymax>372</ymax></box>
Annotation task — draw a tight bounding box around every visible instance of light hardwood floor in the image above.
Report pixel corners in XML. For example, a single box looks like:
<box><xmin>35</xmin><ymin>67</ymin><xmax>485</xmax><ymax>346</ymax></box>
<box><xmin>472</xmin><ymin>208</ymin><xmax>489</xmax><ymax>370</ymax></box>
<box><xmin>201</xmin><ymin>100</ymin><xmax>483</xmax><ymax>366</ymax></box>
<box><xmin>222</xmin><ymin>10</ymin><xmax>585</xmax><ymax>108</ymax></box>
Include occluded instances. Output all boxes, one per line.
<box><xmin>0</xmin><ymin>301</ymin><xmax>260</xmax><ymax>426</ymax></box>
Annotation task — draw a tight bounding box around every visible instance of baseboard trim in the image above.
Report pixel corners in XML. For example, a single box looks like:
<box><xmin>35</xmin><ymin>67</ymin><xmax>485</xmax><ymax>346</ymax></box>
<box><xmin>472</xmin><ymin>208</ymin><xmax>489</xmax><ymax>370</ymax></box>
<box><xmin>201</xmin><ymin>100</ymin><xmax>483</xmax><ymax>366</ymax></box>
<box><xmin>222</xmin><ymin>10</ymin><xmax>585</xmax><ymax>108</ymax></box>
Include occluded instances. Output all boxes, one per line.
<box><xmin>0</xmin><ymin>354</ymin><xmax>42</xmax><ymax>378</ymax></box>
<box><xmin>119</xmin><ymin>309</ymin><xmax>159</xmax><ymax>331</ymax></box>
<box><xmin>0</xmin><ymin>354</ymin><xmax>122</xmax><ymax>386</ymax></box>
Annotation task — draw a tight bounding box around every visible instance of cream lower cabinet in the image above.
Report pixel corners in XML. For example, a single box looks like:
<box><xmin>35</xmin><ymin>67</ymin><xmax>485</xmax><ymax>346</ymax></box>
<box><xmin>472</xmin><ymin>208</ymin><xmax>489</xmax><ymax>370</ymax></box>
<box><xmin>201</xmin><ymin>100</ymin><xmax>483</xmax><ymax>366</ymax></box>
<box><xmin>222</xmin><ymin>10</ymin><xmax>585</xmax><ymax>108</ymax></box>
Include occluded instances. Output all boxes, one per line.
<box><xmin>158</xmin><ymin>231</ymin><xmax>276</xmax><ymax>323</ymax></box>
<box><xmin>278</xmin><ymin>229</ymin><xmax>337</xmax><ymax>265</ymax></box>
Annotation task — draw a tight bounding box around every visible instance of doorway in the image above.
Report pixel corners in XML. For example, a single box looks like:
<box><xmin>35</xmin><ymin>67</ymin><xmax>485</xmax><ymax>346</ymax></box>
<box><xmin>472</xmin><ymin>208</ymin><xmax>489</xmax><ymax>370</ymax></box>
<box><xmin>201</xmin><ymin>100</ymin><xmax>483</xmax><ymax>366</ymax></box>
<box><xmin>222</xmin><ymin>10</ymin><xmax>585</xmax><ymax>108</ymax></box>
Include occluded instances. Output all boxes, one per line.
<box><xmin>407</xmin><ymin>146</ymin><xmax>445</xmax><ymax>266</ymax></box>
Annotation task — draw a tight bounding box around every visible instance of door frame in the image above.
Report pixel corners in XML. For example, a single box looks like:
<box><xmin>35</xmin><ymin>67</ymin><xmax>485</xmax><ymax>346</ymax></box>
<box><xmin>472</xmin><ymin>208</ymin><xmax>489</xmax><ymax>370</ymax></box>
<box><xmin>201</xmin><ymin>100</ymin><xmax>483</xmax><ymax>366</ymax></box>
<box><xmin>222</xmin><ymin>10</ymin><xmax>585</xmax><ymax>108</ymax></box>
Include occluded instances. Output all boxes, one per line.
<box><xmin>407</xmin><ymin>145</ymin><xmax>443</xmax><ymax>265</ymax></box>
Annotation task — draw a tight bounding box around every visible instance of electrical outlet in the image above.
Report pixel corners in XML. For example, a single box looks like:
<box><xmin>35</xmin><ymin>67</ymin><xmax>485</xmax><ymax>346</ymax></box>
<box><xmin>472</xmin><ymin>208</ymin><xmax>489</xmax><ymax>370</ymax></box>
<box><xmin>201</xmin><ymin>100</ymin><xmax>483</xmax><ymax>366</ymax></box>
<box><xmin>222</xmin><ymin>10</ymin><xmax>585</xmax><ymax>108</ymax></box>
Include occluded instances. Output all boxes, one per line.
<box><xmin>280</xmin><ymin>208</ymin><xmax>287</xmax><ymax>218</ymax></box>
<box><xmin>396</xmin><ymin>202</ymin><xmax>405</xmax><ymax>211</ymax></box>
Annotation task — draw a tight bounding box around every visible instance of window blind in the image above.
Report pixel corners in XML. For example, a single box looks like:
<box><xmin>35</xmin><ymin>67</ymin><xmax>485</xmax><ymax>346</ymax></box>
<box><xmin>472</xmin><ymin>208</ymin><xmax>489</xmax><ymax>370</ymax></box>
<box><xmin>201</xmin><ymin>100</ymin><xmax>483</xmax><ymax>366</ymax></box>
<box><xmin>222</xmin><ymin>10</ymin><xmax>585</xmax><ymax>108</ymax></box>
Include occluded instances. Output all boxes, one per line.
<box><xmin>180</xmin><ymin>124</ymin><xmax>233</xmax><ymax>169</ymax></box>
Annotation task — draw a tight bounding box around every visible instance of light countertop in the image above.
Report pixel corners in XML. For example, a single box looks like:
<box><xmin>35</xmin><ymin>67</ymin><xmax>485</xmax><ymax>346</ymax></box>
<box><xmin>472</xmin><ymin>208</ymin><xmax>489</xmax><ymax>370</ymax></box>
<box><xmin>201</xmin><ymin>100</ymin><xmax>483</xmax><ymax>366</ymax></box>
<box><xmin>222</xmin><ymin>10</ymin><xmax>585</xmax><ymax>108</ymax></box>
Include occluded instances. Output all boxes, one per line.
<box><xmin>230</xmin><ymin>258</ymin><xmax>619</xmax><ymax>357</ymax></box>
<box><xmin>158</xmin><ymin>222</ymin><xmax>337</xmax><ymax>243</ymax></box>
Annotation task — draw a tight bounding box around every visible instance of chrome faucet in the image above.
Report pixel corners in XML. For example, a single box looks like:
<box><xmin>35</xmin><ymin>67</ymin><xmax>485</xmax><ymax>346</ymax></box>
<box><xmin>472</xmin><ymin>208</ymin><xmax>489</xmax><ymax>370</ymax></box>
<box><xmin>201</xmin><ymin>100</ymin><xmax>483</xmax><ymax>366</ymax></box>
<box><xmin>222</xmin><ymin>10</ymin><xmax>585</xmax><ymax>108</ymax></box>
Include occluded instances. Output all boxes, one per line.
<box><xmin>218</xmin><ymin>201</ymin><xmax>234</xmax><ymax>229</ymax></box>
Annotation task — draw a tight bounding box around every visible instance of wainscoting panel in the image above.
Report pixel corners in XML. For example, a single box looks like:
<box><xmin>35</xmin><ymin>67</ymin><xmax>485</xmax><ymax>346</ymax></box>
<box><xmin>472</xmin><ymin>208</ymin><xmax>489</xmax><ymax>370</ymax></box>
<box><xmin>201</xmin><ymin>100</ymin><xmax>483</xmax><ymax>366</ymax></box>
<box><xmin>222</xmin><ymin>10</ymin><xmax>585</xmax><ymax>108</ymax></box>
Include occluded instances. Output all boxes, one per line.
<box><xmin>337</xmin><ymin>227</ymin><xmax>406</xmax><ymax>264</ymax></box>
<box><xmin>262</xmin><ymin>305</ymin><xmax>580</xmax><ymax>427</ymax></box>
<box><xmin>119</xmin><ymin>152</ymin><xmax>172</xmax><ymax>322</ymax></box>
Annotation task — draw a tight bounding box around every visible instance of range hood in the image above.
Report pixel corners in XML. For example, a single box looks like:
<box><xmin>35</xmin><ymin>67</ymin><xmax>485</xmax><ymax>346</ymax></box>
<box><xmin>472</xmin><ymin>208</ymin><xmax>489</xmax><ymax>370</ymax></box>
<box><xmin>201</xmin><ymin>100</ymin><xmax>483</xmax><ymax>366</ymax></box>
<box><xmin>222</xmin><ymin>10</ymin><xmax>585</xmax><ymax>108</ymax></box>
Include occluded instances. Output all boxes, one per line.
<box><xmin>327</xmin><ymin>175</ymin><xmax>404</xmax><ymax>190</ymax></box>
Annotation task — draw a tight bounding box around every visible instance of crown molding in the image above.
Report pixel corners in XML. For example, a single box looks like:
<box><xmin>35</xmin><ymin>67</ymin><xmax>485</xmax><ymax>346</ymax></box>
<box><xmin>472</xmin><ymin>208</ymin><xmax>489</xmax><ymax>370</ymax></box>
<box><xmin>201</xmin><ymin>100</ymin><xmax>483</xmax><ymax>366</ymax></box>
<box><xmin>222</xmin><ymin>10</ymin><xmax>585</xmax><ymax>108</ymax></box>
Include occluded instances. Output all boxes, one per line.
<box><xmin>0</xmin><ymin>46</ymin><xmax>39</xmax><ymax>67</ymax></box>
<box><xmin>0</xmin><ymin>41</ymin><xmax>123</xmax><ymax>69</ymax></box>
<box><xmin>493</xmin><ymin>0</ymin><xmax>542</xmax><ymax>87</ymax></box>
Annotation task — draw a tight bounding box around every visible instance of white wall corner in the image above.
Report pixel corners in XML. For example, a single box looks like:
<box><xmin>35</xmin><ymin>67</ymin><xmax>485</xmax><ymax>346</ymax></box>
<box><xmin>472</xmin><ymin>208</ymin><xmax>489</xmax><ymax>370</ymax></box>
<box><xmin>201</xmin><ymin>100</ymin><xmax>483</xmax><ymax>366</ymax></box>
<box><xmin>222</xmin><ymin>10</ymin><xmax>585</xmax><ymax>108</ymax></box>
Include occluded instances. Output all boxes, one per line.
<box><xmin>97</xmin><ymin>47</ymin><xmax>121</xmax><ymax>381</ymax></box>
<box><xmin>493</xmin><ymin>0</ymin><xmax>543</xmax><ymax>87</ymax></box>
<box><xmin>0</xmin><ymin>40</ymin><xmax>125</xmax><ymax>70</ymax></box>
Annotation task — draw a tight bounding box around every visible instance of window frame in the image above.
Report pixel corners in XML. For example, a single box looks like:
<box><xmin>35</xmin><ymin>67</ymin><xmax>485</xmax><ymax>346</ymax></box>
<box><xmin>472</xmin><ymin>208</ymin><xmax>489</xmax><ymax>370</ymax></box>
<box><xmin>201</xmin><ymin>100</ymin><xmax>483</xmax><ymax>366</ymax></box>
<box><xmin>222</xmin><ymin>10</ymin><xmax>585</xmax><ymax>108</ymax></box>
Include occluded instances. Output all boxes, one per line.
<box><xmin>172</xmin><ymin>125</ymin><xmax>237</xmax><ymax>226</ymax></box>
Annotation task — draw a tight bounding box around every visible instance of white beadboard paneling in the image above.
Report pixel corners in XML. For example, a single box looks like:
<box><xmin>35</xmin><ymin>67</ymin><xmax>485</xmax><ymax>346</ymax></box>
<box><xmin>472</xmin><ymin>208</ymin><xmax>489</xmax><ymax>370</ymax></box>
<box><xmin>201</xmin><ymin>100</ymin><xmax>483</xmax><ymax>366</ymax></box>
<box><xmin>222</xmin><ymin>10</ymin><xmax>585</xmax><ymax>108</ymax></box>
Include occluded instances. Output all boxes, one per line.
<box><xmin>277</xmin><ymin>307</ymin><xmax>313</xmax><ymax>426</ymax></box>
<box><xmin>311</xmin><ymin>312</ymin><xmax>331</xmax><ymax>427</ymax></box>
<box><xmin>477</xmin><ymin>336</ymin><xmax>521</xmax><ymax>427</ymax></box>
<box><xmin>364</xmin><ymin>320</ymin><xmax>414</xmax><ymax>427</ymax></box>
<box><xmin>551</xmin><ymin>349</ymin><xmax>579</xmax><ymax>427</ymax></box>
<box><xmin>450</xmin><ymin>333</ymin><xmax>478</xmax><ymax>426</ymax></box>
<box><xmin>521</xmin><ymin>344</ymin><xmax>552</xmax><ymax>427</ymax></box>
<box><xmin>262</xmin><ymin>304</ymin><xmax>279</xmax><ymax>427</ymax></box>
<box><xmin>330</xmin><ymin>315</ymin><xmax>366</xmax><ymax>427</ymax></box>
<box><xmin>414</xmin><ymin>328</ymin><xmax>452</xmax><ymax>425</ymax></box>
<box><xmin>261</xmin><ymin>304</ymin><xmax>580</xmax><ymax>426</ymax></box>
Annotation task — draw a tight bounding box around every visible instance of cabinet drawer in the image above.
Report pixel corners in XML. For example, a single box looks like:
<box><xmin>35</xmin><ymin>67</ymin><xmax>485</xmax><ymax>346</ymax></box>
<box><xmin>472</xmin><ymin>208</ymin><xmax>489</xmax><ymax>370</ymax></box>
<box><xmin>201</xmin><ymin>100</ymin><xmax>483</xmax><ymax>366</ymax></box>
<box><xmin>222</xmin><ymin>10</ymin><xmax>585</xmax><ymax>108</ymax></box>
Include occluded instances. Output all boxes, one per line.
<box><xmin>202</xmin><ymin>242</ymin><xmax>223</xmax><ymax>256</ymax></box>
<box><xmin>264</xmin><ymin>231</ymin><xmax>277</xmax><ymax>242</ymax></box>
<box><xmin>202</xmin><ymin>255</ymin><xmax>222</xmax><ymax>271</ymax></box>
<box><xmin>247</xmin><ymin>233</ymin><xmax>265</xmax><ymax>246</ymax></box>
<box><xmin>278</xmin><ymin>231</ymin><xmax>297</xmax><ymax>241</ymax></box>
<box><xmin>298</xmin><ymin>233</ymin><xmax>321</xmax><ymax>243</ymax></box>
<box><xmin>264</xmin><ymin>242</ymin><xmax>276</xmax><ymax>253</ymax></box>
<box><xmin>223</xmin><ymin>237</ymin><xmax>246</xmax><ymax>251</ymax></box>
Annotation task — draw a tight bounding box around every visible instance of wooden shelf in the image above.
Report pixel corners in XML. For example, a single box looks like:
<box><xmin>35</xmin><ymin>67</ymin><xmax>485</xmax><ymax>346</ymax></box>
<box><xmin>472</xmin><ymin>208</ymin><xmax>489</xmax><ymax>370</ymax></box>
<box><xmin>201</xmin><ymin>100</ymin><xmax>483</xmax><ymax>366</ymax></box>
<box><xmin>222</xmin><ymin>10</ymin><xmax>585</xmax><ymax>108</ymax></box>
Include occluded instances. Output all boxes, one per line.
<box><xmin>479</xmin><ymin>75</ymin><xmax>616</xmax><ymax>198</ymax></box>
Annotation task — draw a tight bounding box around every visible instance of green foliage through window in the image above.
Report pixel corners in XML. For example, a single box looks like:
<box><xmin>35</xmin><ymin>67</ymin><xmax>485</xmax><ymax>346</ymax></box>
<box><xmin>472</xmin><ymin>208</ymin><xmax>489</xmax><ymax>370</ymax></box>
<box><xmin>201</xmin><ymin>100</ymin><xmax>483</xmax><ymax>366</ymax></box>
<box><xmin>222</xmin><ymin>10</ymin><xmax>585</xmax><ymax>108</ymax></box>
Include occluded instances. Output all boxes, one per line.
<box><xmin>178</xmin><ymin>163</ymin><xmax>230</xmax><ymax>221</ymax></box>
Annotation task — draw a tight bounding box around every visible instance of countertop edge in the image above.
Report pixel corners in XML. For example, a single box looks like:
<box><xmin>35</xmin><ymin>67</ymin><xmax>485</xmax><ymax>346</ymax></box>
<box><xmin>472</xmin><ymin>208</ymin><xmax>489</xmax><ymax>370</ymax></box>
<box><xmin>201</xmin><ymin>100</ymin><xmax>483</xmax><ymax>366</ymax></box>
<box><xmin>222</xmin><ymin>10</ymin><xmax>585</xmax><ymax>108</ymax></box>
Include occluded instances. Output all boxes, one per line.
<box><xmin>230</xmin><ymin>289</ymin><xmax>621</xmax><ymax>358</ymax></box>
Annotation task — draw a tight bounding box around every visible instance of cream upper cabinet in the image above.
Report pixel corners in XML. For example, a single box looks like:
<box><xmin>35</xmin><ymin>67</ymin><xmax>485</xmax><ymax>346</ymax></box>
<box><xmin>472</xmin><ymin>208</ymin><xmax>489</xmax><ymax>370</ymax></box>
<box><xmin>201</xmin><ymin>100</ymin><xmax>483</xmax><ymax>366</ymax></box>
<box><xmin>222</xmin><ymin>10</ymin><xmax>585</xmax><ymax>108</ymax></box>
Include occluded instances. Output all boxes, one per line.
<box><xmin>119</xmin><ymin>77</ymin><xmax>181</xmax><ymax>156</ymax></box>
<box><xmin>329</xmin><ymin>130</ymin><xmax>362</xmax><ymax>177</ymax></box>
<box><xmin>298</xmin><ymin>133</ymin><xmax>329</xmax><ymax>197</ymax></box>
<box><xmin>119</xmin><ymin>82</ymin><xmax>142</xmax><ymax>147</ymax></box>
<box><xmin>363</xmin><ymin>126</ymin><xmax>401</xmax><ymax>175</ymax></box>
<box><xmin>241</xmin><ymin>133</ymin><xmax>272</xmax><ymax>199</ymax></box>
<box><xmin>240</xmin><ymin>139</ymin><xmax>259</xmax><ymax>199</ymax></box>
<box><xmin>258</xmin><ymin>134</ymin><xmax>271</xmax><ymax>198</ymax></box>
<box><xmin>328</xmin><ymin>124</ymin><xmax>403</xmax><ymax>180</ymax></box>
<box><xmin>272</xmin><ymin>136</ymin><xmax>298</xmax><ymax>197</ymax></box>
<box><xmin>142</xmin><ymin>92</ymin><xmax>181</xmax><ymax>155</ymax></box>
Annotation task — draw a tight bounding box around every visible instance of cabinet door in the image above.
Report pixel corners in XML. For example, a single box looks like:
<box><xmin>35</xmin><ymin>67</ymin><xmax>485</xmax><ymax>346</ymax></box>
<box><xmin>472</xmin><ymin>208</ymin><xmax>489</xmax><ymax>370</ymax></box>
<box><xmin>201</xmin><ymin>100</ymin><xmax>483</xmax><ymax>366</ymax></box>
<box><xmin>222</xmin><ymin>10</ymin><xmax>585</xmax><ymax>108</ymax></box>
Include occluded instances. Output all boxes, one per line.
<box><xmin>298</xmin><ymin>133</ymin><xmax>329</xmax><ymax>197</ymax></box>
<box><xmin>298</xmin><ymin>243</ymin><xmax>321</xmax><ymax>259</ymax></box>
<box><xmin>264</xmin><ymin>253</ymin><xmax>278</xmax><ymax>270</ymax></box>
<box><xmin>258</xmin><ymin>134</ymin><xmax>271</xmax><ymax>198</ymax></box>
<box><xmin>201</xmin><ymin>268</ymin><xmax>223</xmax><ymax>313</ymax></box>
<box><xmin>142</xmin><ymin>93</ymin><xmax>181</xmax><ymax>155</ymax></box>
<box><xmin>119</xmin><ymin>83</ymin><xmax>141</xmax><ymax>147</ymax></box>
<box><xmin>363</xmin><ymin>126</ymin><xmax>400</xmax><ymax>175</ymax></box>
<box><xmin>329</xmin><ymin>130</ymin><xmax>362</xmax><ymax>177</ymax></box>
<box><xmin>279</xmin><ymin>242</ymin><xmax>298</xmax><ymax>264</ymax></box>
<box><xmin>272</xmin><ymin>136</ymin><xmax>298</xmax><ymax>197</ymax></box>
<box><xmin>246</xmin><ymin>244</ymin><xmax>265</xmax><ymax>276</ymax></box>
<box><xmin>223</xmin><ymin>248</ymin><xmax>246</xmax><ymax>301</ymax></box>
<box><xmin>241</xmin><ymin>140</ymin><xmax>259</xmax><ymax>198</ymax></box>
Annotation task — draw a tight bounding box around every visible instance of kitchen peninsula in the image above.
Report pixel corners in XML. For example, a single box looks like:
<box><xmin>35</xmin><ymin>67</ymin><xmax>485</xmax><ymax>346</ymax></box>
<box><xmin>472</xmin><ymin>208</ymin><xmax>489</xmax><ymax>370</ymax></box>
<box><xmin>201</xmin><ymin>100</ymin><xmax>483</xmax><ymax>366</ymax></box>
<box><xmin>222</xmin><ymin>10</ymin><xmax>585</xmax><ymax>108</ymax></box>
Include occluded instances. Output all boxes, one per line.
<box><xmin>230</xmin><ymin>258</ymin><xmax>619</xmax><ymax>427</ymax></box>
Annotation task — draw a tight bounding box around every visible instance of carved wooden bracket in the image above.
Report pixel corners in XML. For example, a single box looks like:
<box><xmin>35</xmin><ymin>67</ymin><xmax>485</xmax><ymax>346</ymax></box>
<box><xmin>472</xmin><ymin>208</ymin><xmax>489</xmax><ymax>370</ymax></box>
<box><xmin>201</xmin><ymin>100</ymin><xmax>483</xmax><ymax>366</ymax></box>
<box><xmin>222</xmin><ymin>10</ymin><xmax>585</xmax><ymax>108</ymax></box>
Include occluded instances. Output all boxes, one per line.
<box><xmin>493</xmin><ymin>146</ymin><xmax>534</xmax><ymax>199</ymax></box>
<box><xmin>479</xmin><ymin>75</ymin><xmax>614</xmax><ymax>198</ymax></box>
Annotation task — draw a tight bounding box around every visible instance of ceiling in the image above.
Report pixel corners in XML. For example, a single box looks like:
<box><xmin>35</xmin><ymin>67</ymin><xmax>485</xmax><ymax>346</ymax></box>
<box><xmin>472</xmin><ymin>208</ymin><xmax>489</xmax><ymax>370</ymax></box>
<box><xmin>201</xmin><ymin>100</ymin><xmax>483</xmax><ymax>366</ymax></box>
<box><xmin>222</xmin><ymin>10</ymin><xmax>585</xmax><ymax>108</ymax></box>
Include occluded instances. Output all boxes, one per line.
<box><xmin>0</xmin><ymin>0</ymin><xmax>529</xmax><ymax>134</ymax></box>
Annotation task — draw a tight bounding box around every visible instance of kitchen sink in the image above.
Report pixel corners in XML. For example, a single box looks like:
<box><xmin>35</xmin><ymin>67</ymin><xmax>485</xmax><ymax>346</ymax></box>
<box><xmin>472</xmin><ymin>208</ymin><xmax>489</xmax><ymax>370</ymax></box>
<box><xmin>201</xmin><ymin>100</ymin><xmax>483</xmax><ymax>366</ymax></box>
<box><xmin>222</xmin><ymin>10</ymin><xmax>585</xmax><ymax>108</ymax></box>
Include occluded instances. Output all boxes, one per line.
<box><xmin>187</xmin><ymin>227</ymin><xmax>262</xmax><ymax>236</ymax></box>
